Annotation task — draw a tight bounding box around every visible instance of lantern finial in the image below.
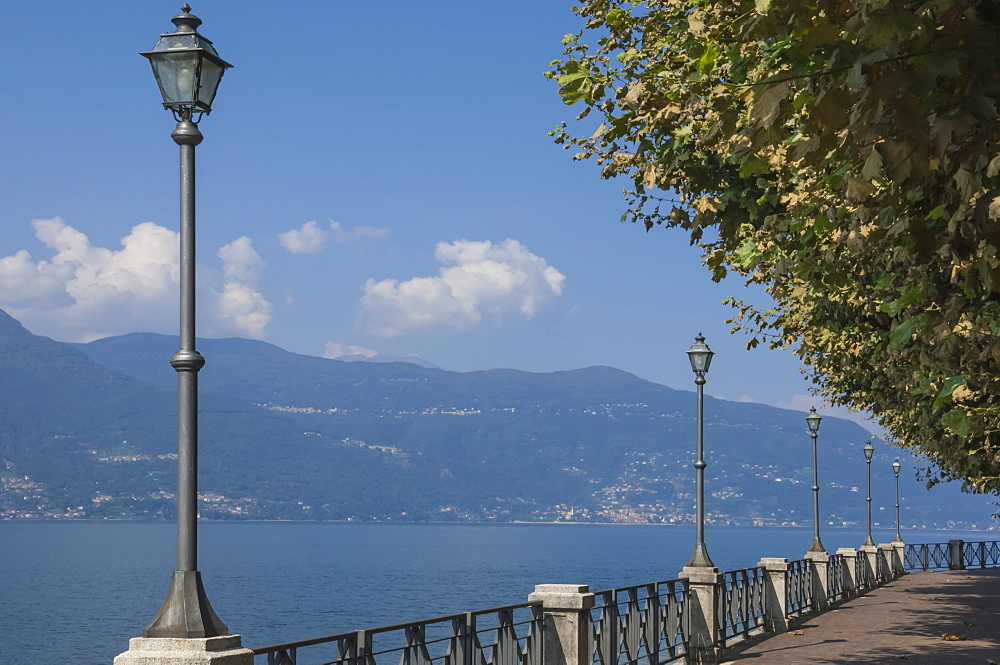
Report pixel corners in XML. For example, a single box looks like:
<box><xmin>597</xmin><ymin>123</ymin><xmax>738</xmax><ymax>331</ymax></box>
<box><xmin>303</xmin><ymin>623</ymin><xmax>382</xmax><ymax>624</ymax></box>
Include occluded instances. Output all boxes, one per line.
<box><xmin>172</xmin><ymin>4</ymin><xmax>202</xmax><ymax>32</ymax></box>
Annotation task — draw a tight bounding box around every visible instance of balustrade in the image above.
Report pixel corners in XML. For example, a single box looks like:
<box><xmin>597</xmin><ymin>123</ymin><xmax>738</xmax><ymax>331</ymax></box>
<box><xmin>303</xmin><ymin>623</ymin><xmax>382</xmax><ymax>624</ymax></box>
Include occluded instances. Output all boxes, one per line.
<box><xmin>248</xmin><ymin>540</ymin><xmax>1000</xmax><ymax>665</ymax></box>
<box><xmin>589</xmin><ymin>580</ymin><xmax>688</xmax><ymax>665</ymax></box>
<box><xmin>717</xmin><ymin>567</ymin><xmax>766</xmax><ymax>645</ymax></box>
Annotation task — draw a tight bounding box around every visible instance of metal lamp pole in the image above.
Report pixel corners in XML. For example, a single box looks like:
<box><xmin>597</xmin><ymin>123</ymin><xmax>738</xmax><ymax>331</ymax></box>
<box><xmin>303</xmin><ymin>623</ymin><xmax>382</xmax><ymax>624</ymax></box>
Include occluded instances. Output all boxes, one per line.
<box><xmin>685</xmin><ymin>333</ymin><xmax>715</xmax><ymax>568</ymax></box>
<box><xmin>805</xmin><ymin>408</ymin><xmax>824</xmax><ymax>553</ymax></box>
<box><xmin>892</xmin><ymin>459</ymin><xmax>903</xmax><ymax>545</ymax></box>
<box><xmin>862</xmin><ymin>441</ymin><xmax>875</xmax><ymax>547</ymax></box>
<box><xmin>140</xmin><ymin>4</ymin><xmax>232</xmax><ymax>638</ymax></box>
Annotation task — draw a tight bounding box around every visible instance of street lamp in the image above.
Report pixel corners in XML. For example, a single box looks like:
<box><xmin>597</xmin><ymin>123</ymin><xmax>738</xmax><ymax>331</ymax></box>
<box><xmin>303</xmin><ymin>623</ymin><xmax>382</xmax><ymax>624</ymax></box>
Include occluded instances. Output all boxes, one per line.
<box><xmin>805</xmin><ymin>407</ymin><xmax>824</xmax><ymax>553</ymax></box>
<box><xmin>140</xmin><ymin>4</ymin><xmax>233</xmax><ymax>639</ymax></box>
<box><xmin>686</xmin><ymin>333</ymin><xmax>715</xmax><ymax>568</ymax></box>
<box><xmin>892</xmin><ymin>458</ymin><xmax>903</xmax><ymax>545</ymax></box>
<box><xmin>862</xmin><ymin>441</ymin><xmax>875</xmax><ymax>548</ymax></box>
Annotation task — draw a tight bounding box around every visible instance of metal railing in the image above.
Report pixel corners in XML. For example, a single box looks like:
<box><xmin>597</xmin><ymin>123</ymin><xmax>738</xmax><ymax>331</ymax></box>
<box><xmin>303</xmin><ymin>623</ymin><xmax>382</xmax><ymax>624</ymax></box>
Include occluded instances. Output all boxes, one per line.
<box><xmin>875</xmin><ymin>549</ymin><xmax>890</xmax><ymax>584</ymax></box>
<box><xmin>855</xmin><ymin>551</ymin><xmax>875</xmax><ymax>591</ymax></box>
<box><xmin>784</xmin><ymin>559</ymin><xmax>812</xmax><ymax>617</ymax></box>
<box><xmin>905</xmin><ymin>542</ymin><xmax>949</xmax><ymax>570</ymax></box>
<box><xmin>964</xmin><ymin>540</ymin><xmax>1000</xmax><ymax>568</ymax></box>
<box><xmin>589</xmin><ymin>579</ymin><xmax>688</xmax><ymax>665</ymax></box>
<box><xmin>826</xmin><ymin>553</ymin><xmax>844</xmax><ymax>603</ymax></box>
<box><xmin>905</xmin><ymin>540</ymin><xmax>1000</xmax><ymax>571</ymax></box>
<box><xmin>251</xmin><ymin>602</ymin><xmax>543</xmax><ymax>665</ymax></box>
<box><xmin>248</xmin><ymin>539</ymin><xmax>999</xmax><ymax>665</ymax></box>
<box><xmin>717</xmin><ymin>567</ymin><xmax>765</xmax><ymax>645</ymax></box>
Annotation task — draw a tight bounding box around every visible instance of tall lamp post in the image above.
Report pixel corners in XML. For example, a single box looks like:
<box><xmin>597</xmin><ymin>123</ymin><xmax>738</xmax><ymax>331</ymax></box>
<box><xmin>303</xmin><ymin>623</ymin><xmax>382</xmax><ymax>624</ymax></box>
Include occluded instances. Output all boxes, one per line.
<box><xmin>805</xmin><ymin>407</ymin><xmax>824</xmax><ymax>553</ymax></box>
<box><xmin>686</xmin><ymin>333</ymin><xmax>715</xmax><ymax>568</ymax></box>
<box><xmin>862</xmin><ymin>441</ymin><xmax>875</xmax><ymax>548</ymax></box>
<box><xmin>140</xmin><ymin>4</ymin><xmax>233</xmax><ymax>638</ymax></box>
<box><xmin>892</xmin><ymin>459</ymin><xmax>903</xmax><ymax>545</ymax></box>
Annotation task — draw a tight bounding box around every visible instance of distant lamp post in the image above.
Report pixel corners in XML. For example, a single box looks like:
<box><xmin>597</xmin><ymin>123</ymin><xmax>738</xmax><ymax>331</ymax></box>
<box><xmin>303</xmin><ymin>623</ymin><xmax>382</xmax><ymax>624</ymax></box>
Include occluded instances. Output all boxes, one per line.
<box><xmin>805</xmin><ymin>407</ymin><xmax>825</xmax><ymax>553</ymax></box>
<box><xmin>892</xmin><ymin>459</ymin><xmax>903</xmax><ymax>545</ymax></box>
<box><xmin>686</xmin><ymin>333</ymin><xmax>715</xmax><ymax>568</ymax></box>
<box><xmin>862</xmin><ymin>441</ymin><xmax>875</xmax><ymax>548</ymax></box>
<box><xmin>140</xmin><ymin>4</ymin><xmax>232</xmax><ymax>639</ymax></box>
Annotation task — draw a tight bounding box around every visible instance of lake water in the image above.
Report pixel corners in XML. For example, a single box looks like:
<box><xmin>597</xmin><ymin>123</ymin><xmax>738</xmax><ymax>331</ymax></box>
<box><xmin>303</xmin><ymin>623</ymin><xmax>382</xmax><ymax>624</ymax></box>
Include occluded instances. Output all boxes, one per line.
<box><xmin>0</xmin><ymin>522</ymin><xmax>987</xmax><ymax>664</ymax></box>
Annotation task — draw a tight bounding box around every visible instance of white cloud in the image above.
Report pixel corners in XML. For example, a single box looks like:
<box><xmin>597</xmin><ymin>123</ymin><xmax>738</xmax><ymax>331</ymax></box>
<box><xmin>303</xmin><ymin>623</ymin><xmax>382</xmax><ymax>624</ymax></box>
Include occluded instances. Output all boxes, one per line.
<box><xmin>218</xmin><ymin>236</ymin><xmax>265</xmax><ymax>284</ymax></box>
<box><xmin>277</xmin><ymin>220</ymin><xmax>327</xmax><ymax>254</ymax></box>
<box><xmin>353</xmin><ymin>225</ymin><xmax>391</xmax><ymax>240</ymax></box>
<box><xmin>323</xmin><ymin>342</ymin><xmax>378</xmax><ymax>359</ymax></box>
<box><xmin>360</xmin><ymin>238</ymin><xmax>566</xmax><ymax>337</ymax></box>
<box><xmin>330</xmin><ymin>220</ymin><xmax>390</xmax><ymax>244</ymax></box>
<box><xmin>216</xmin><ymin>283</ymin><xmax>272</xmax><ymax>339</ymax></box>
<box><xmin>0</xmin><ymin>217</ymin><xmax>273</xmax><ymax>341</ymax></box>
<box><xmin>278</xmin><ymin>220</ymin><xmax>391</xmax><ymax>254</ymax></box>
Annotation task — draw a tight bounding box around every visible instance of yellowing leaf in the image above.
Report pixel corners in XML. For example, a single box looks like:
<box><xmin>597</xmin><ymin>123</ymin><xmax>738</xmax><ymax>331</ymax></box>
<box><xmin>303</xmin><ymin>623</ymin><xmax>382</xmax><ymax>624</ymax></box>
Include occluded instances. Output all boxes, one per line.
<box><xmin>749</xmin><ymin>81</ymin><xmax>791</xmax><ymax>130</ymax></box>
<box><xmin>862</xmin><ymin>148</ymin><xmax>884</xmax><ymax>181</ymax></box>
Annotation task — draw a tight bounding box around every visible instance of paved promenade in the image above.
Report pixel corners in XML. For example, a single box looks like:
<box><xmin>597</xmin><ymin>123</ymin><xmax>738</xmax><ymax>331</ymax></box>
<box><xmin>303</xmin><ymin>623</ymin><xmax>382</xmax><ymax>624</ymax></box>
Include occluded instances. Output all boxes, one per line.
<box><xmin>722</xmin><ymin>569</ymin><xmax>1000</xmax><ymax>664</ymax></box>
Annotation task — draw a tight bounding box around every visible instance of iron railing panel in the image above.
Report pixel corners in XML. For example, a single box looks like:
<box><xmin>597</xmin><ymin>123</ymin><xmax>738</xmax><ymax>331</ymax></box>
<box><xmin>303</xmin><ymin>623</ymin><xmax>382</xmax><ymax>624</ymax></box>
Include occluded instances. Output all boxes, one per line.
<box><xmin>717</xmin><ymin>567</ymin><xmax>765</xmax><ymax>645</ymax></box>
<box><xmin>251</xmin><ymin>602</ymin><xmax>543</xmax><ymax>665</ymax></box>
<box><xmin>826</xmin><ymin>553</ymin><xmax>844</xmax><ymax>603</ymax></box>
<box><xmin>589</xmin><ymin>579</ymin><xmax>689</xmax><ymax>665</ymax></box>
<box><xmin>785</xmin><ymin>560</ymin><xmax>812</xmax><ymax>618</ymax></box>
<box><xmin>904</xmin><ymin>542</ymin><xmax>956</xmax><ymax>571</ymax></box>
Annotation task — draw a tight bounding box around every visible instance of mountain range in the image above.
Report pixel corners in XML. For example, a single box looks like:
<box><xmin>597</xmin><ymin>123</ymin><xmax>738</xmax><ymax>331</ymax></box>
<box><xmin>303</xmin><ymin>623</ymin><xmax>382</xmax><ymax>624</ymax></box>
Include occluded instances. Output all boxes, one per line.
<box><xmin>0</xmin><ymin>307</ymin><xmax>994</xmax><ymax>528</ymax></box>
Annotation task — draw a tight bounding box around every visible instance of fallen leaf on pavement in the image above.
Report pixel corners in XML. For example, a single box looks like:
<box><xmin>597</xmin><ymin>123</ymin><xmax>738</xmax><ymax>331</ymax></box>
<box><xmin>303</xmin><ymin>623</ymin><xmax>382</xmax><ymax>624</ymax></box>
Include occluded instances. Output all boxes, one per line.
<box><xmin>940</xmin><ymin>633</ymin><xmax>967</xmax><ymax>641</ymax></box>
<box><xmin>963</xmin><ymin>621</ymin><xmax>975</xmax><ymax>627</ymax></box>
<box><xmin>790</xmin><ymin>630</ymin><xmax>805</xmax><ymax>636</ymax></box>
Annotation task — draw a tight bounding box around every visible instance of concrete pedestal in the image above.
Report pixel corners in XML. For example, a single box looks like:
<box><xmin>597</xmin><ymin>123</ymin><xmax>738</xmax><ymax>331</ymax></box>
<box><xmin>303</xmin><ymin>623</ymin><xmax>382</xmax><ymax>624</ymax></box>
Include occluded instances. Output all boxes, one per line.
<box><xmin>860</xmin><ymin>544</ymin><xmax>878</xmax><ymax>590</ymax></box>
<box><xmin>836</xmin><ymin>548</ymin><xmax>858</xmax><ymax>598</ymax></box>
<box><xmin>758</xmin><ymin>558</ymin><xmax>790</xmax><ymax>633</ymax></box>
<box><xmin>528</xmin><ymin>584</ymin><xmax>595</xmax><ymax>665</ymax></box>
<box><xmin>891</xmin><ymin>541</ymin><xmax>906</xmax><ymax>575</ymax></box>
<box><xmin>804</xmin><ymin>550</ymin><xmax>830</xmax><ymax>612</ymax></box>
<box><xmin>114</xmin><ymin>636</ymin><xmax>253</xmax><ymax>665</ymax></box>
<box><xmin>679</xmin><ymin>566</ymin><xmax>723</xmax><ymax>663</ymax></box>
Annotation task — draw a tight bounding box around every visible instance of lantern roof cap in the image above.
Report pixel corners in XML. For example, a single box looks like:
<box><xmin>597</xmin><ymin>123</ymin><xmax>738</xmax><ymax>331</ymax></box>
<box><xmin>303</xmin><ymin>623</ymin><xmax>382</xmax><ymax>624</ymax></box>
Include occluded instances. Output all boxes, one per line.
<box><xmin>171</xmin><ymin>4</ymin><xmax>202</xmax><ymax>32</ymax></box>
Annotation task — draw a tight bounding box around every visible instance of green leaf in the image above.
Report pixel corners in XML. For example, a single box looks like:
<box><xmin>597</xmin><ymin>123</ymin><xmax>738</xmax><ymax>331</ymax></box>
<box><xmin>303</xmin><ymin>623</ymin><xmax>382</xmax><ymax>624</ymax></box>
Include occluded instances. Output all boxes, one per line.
<box><xmin>733</xmin><ymin>240</ymin><xmax>761</xmax><ymax>269</ymax></box>
<box><xmin>889</xmin><ymin>316</ymin><xmax>921</xmax><ymax>348</ymax></box>
<box><xmin>755</xmin><ymin>0</ymin><xmax>772</xmax><ymax>13</ymax></box>
<box><xmin>881</xmin><ymin>300</ymin><xmax>904</xmax><ymax>316</ymax></box>
<box><xmin>699</xmin><ymin>43</ymin><xmax>720</xmax><ymax>75</ymax></box>
<box><xmin>925</xmin><ymin>206</ymin><xmax>947</xmax><ymax>221</ymax></box>
<box><xmin>739</xmin><ymin>158</ymin><xmax>770</xmax><ymax>178</ymax></box>
<box><xmin>933</xmin><ymin>376</ymin><xmax>967</xmax><ymax>410</ymax></box>
<box><xmin>942</xmin><ymin>409</ymin><xmax>972</xmax><ymax>437</ymax></box>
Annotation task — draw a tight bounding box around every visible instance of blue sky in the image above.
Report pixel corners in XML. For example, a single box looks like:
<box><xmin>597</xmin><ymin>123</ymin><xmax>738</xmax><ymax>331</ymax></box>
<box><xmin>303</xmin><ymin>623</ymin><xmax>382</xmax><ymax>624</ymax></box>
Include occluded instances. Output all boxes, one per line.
<box><xmin>2</xmin><ymin>1</ymin><xmax>836</xmax><ymax>421</ymax></box>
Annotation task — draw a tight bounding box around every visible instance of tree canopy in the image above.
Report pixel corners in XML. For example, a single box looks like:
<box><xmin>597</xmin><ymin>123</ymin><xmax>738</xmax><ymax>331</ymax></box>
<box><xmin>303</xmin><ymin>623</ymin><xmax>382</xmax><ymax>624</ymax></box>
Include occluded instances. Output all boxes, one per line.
<box><xmin>547</xmin><ymin>0</ymin><xmax>1000</xmax><ymax>491</ymax></box>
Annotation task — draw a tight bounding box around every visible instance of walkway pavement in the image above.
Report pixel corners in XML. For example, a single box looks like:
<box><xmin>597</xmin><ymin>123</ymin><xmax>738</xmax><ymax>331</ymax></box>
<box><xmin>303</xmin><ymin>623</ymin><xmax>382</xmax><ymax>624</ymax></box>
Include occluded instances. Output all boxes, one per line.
<box><xmin>721</xmin><ymin>569</ymin><xmax>1000</xmax><ymax>664</ymax></box>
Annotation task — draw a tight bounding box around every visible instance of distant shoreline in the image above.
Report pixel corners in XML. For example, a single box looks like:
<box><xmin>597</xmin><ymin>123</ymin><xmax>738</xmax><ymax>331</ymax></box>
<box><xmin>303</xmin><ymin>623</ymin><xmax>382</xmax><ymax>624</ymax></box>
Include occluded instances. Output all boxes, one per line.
<box><xmin>0</xmin><ymin>518</ymin><xmax>994</xmax><ymax>531</ymax></box>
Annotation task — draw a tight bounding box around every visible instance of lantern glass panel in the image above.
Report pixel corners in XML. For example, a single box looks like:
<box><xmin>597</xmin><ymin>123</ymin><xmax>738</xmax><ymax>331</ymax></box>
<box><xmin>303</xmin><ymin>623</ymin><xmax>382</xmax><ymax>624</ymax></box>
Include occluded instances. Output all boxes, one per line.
<box><xmin>149</xmin><ymin>51</ymin><xmax>201</xmax><ymax>106</ymax></box>
<box><xmin>197</xmin><ymin>57</ymin><xmax>225</xmax><ymax>109</ymax></box>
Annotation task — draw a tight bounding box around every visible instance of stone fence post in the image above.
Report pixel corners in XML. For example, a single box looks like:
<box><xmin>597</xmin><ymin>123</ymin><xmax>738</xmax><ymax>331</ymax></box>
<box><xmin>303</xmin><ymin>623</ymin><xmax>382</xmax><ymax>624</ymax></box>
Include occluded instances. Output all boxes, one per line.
<box><xmin>114</xmin><ymin>636</ymin><xmax>253</xmax><ymax>665</ymax></box>
<box><xmin>528</xmin><ymin>584</ymin><xmax>595</xmax><ymax>665</ymax></box>
<box><xmin>891</xmin><ymin>541</ymin><xmax>906</xmax><ymax>575</ymax></box>
<box><xmin>679</xmin><ymin>566</ymin><xmax>724</xmax><ymax>664</ymax></box>
<box><xmin>859</xmin><ymin>544</ymin><xmax>878</xmax><ymax>590</ymax></box>
<box><xmin>804</xmin><ymin>551</ymin><xmax>830</xmax><ymax>612</ymax></box>
<box><xmin>757</xmin><ymin>558</ymin><xmax>790</xmax><ymax>633</ymax></box>
<box><xmin>836</xmin><ymin>548</ymin><xmax>858</xmax><ymax>599</ymax></box>
<box><xmin>877</xmin><ymin>544</ymin><xmax>895</xmax><ymax>582</ymax></box>
<box><xmin>948</xmin><ymin>540</ymin><xmax>966</xmax><ymax>570</ymax></box>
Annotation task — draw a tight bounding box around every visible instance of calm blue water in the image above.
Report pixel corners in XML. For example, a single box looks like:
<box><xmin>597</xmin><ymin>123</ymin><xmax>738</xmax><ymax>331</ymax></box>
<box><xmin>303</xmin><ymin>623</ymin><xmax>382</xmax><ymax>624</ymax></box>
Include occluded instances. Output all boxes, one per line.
<box><xmin>0</xmin><ymin>522</ymin><xmax>986</xmax><ymax>664</ymax></box>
